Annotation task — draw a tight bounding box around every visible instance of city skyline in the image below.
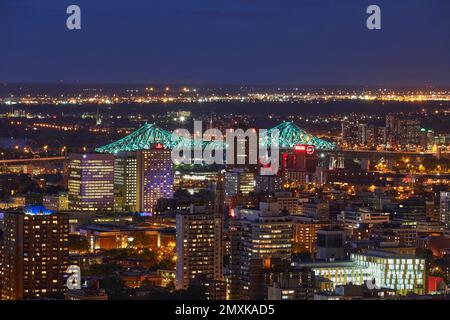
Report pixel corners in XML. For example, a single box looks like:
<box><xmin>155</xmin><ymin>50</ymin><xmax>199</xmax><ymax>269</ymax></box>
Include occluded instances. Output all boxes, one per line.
<box><xmin>1</xmin><ymin>0</ymin><xmax>450</xmax><ymax>309</ymax></box>
<box><xmin>0</xmin><ymin>104</ymin><xmax>449</xmax><ymax>303</ymax></box>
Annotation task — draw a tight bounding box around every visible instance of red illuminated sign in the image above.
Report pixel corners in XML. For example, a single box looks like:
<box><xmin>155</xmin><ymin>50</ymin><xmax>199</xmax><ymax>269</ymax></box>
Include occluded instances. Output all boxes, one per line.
<box><xmin>306</xmin><ymin>145</ymin><xmax>315</xmax><ymax>155</ymax></box>
<box><xmin>154</xmin><ymin>143</ymin><xmax>164</xmax><ymax>149</ymax></box>
<box><xmin>294</xmin><ymin>145</ymin><xmax>306</xmax><ymax>152</ymax></box>
<box><xmin>294</xmin><ymin>144</ymin><xmax>315</xmax><ymax>155</ymax></box>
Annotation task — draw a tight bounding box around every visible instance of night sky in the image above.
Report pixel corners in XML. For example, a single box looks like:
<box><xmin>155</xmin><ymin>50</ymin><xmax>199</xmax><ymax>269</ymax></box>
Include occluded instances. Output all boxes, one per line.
<box><xmin>1</xmin><ymin>0</ymin><xmax>450</xmax><ymax>85</ymax></box>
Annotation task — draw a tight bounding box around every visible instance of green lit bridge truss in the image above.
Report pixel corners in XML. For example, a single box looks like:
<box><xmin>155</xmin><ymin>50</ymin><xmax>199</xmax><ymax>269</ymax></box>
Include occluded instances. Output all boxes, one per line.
<box><xmin>268</xmin><ymin>121</ymin><xmax>336</xmax><ymax>150</ymax></box>
<box><xmin>95</xmin><ymin>121</ymin><xmax>336</xmax><ymax>154</ymax></box>
<box><xmin>96</xmin><ymin>123</ymin><xmax>194</xmax><ymax>153</ymax></box>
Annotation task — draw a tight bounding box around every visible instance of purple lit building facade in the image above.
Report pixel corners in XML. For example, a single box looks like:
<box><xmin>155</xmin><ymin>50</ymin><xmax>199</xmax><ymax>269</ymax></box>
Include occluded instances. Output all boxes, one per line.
<box><xmin>68</xmin><ymin>153</ymin><xmax>115</xmax><ymax>212</ymax></box>
<box><xmin>137</xmin><ymin>146</ymin><xmax>174</xmax><ymax>214</ymax></box>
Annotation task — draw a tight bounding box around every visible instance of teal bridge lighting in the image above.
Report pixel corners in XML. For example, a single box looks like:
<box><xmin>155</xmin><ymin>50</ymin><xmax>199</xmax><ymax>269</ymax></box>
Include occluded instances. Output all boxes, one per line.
<box><xmin>270</xmin><ymin>121</ymin><xmax>336</xmax><ymax>150</ymax></box>
<box><xmin>95</xmin><ymin>121</ymin><xmax>336</xmax><ymax>154</ymax></box>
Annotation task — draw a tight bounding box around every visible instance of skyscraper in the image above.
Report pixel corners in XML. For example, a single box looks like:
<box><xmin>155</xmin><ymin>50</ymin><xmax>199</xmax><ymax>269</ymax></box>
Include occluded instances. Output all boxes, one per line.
<box><xmin>359</xmin><ymin>123</ymin><xmax>369</xmax><ymax>146</ymax></box>
<box><xmin>399</xmin><ymin>118</ymin><xmax>421</xmax><ymax>147</ymax></box>
<box><xmin>385</xmin><ymin>114</ymin><xmax>397</xmax><ymax>147</ymax></box>
<box><xmin>420</xmin><ymin>128</ymin><xmax>435</xmax><ymax>151</ymax></box>
<box><xmin>137</xmin><ymin>146</ymin><xmax>174</xmax><ymax>213</ymax></box>
<box><xmin>1</xmin><ymin>206</ymin><xmax>69</xmax><ymax>300</ymax></box>
<box><xmin>112</xmin><ymin>145</ymin><xmax>174</xmax><ymax>214</ymax></box>
<box><xmin>229</xmin><ymin>208</ymin><xmax>292</xmax><ymax>300</ymax></box>
<box><xmin>358</xmin><ymin>124</ymin><xmax>387</xmax><ymax>147</ymax></box>
<box><xmin>224</xmin><ymin>169</ymin><xmax>255</xmax><ymax>197</ymax></box>
<box><xmin>68</xmin><ymin>153</ymin><xmax>115</xmax><ymax>212</ymax></box>
<box><xmin>214</xmin><ymin>173</ymin><xmax>225</xmax><ymax>216</ymax></box>
<box><xmin>386</xmin><ymin>115</ymin><xmax>420</xmax><ymax>148</ymax></box>
<box><xmin>176</xmin><ymin>205</ymin><xmax>223</xmax><ymax>290</ymax></box>
<box><xmin>341</xmin><ymin>120</ymin><xmax>359</xmax><ymax>147</ymax></box>
<box><xmin>114</xmin><ymin>151</ymin><xmax>138</xmax><ymax>212</ymax></box>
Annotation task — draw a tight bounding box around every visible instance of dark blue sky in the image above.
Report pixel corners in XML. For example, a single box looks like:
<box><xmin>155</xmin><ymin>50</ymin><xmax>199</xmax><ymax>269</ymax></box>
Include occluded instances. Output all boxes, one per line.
<box><xmin>1</xmin><ymin>0</ymin><xmax>450</xmax><ymax>85</ymax></box>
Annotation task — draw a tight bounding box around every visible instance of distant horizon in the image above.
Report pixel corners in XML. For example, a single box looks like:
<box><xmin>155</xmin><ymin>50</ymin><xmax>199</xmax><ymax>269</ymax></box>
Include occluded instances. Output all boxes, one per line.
<box><xmin>1</xmin><ymin>82</ymin><xmax>450</xmax><ymax>89</ymax></box>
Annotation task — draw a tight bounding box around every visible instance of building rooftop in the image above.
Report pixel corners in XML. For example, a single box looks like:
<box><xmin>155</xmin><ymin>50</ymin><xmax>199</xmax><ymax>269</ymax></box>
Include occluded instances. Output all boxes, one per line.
<box><xmin>353</xmin><ymin>250</ymin><xmax>419</xmax><ymax>259</ymax></box>
<box><xmin>24</xmin><ymin>205</ymin><xmax>54</xmax><ymax>215</ymax></box>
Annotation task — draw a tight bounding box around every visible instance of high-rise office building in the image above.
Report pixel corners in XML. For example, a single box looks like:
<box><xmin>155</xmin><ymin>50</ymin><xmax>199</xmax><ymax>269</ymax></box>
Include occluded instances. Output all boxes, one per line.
<box><xmin>214</xmin><ymin>174</ymin><xmax>225</xmax><ymax>216</ymax></box>
<box><xmin>420</xmin><ymin>128</ymin><xmax>435</xmax><ymax>151</ymax></box>
<box><xmin>341</xmin><ymin>120</ymin><xmax>360</xmax><ymax>147</ymax></box>
<box><xmin>1</xmin><ymin>206</ymin><xmax>69</xmax><ymax>300</ymax></box>
<box><xmin>226</xmin><ymin>126</ymin><xmax>259</xmax><ymax>169</ymax></box>
<box><xmin>114</xmin><ymin>152</ymin><xmax>138</xmax><ymax>212</ymax></box>
<box><xmin>385</xmin><ymin>114</ymin><xmax>397</xmax><ymax>147</ymax></box>
<box><xmin>359</xmin><ymin>124</ymin><xmax>387</xmax><ymax>147</ymax></box>
<box><xmin>112</xmin><ymin>146</ymin><xmax>173</xmax><ymax>214</ymax></box>
<box><xmin>229</xmin><ymin>208</ymin><xmax>292</xmax><ymax>300</ymax></box>
<box><xmin>359</xmin><ymin>123</ymin><xmax>369</xmax><ymax>146</ymax></box>
<box><xmin>137</xmin><ymin>146</ymin><xmax>174</xmax><ymax>213</ymax></box>
<box><xmin>224</xmin><ymin>169</ymin><xmax>255</xmax><ymax>197</ymax></box>
<box><xmin>68</xmin><ymin>153</ymin><xmax>115</xmax><ymax>212</ymax></box>
<box><xmin>281</xmin><ymin>145</ymin><xmax>318</xmax><ymax>188</ymax></box>
<box><xmin>399</xmin><ymin>119</ymin><xmax>421</xmax><ymax>147</ymax></box>
<box><xmin>176</xmin><ymin>205</ymin><xmax>223</xmax><ymax>290</ymax></box>
<box><xmin>386</xmin><ymin>115</ymin><xmax>420</xmax><ymax>148</ymax></box>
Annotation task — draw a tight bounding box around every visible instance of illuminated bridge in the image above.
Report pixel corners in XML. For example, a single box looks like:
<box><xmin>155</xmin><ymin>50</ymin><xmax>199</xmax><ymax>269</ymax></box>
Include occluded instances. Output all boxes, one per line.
<box><xmin>95</xmin><ymin>121</ymin><xmax>336</xmax><ymax>154</ymax></box>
